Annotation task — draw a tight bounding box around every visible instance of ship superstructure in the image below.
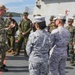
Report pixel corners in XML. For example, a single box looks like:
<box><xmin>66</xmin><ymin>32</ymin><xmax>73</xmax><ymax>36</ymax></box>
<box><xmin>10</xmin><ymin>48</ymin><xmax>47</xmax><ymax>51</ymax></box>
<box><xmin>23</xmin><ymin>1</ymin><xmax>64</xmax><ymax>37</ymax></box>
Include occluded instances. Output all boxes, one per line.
<box><xmin>33</xmin><ymin>0</ymin><xmax>75</xmax><ymax>25</ymax></box>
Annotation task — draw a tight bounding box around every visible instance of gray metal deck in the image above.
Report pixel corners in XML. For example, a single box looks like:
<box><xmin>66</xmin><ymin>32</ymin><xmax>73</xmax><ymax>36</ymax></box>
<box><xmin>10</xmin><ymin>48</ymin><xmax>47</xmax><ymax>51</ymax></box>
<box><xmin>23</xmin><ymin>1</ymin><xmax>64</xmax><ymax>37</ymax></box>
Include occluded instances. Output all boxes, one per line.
<box><xmin>2</xmin><ymin>53</ymin><xmax>75</xmax><ymax>75</ymax></box>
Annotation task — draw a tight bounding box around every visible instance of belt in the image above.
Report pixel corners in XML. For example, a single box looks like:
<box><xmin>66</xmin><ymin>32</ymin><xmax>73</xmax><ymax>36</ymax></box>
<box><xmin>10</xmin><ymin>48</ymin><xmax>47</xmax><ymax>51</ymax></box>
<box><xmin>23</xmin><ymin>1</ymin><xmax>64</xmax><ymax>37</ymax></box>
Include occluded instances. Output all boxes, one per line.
<box><xmin>56</xmin><ymin>45</ymin><xmax>66</xmax><ymax>48</ymax></box>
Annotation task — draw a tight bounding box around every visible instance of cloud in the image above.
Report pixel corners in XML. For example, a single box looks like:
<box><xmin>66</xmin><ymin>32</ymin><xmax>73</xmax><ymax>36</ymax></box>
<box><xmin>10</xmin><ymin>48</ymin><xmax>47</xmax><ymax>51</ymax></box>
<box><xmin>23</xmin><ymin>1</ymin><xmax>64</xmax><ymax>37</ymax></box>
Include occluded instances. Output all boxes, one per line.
<box><xmin>0</xmin><ymin>0</ymin><xmax>24</xmax><ymax>4</ymax></box>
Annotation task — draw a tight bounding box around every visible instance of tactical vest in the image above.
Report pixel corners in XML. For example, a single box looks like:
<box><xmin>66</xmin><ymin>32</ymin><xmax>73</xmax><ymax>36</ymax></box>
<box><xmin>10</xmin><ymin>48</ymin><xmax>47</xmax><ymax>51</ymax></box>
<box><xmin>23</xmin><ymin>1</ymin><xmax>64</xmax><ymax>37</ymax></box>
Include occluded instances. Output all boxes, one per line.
<box><xmin>5</xmin><ymin>18</ymin><xmax>18</xmax><ymax>35</ymax></box>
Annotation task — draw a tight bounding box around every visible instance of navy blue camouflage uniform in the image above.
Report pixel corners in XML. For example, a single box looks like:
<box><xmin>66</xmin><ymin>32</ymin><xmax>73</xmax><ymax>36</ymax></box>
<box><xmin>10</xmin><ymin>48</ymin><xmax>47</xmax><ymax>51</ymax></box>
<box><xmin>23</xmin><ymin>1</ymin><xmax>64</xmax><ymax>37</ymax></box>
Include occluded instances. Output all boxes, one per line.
<box><xmin>49</xmin><ymin>26</ymin><xmax>70</xmax><ymax>75</ymax></box>
<box><xmin>26</xmin><ymin>30</ymin><xmax>52</xmax><ymax>75</ymax></box>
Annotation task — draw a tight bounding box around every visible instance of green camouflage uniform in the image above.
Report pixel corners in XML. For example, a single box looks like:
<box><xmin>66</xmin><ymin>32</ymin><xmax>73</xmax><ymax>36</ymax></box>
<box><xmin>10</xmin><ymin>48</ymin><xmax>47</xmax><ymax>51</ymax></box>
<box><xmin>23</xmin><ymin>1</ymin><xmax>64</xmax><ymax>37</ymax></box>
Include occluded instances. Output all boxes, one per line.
<box><xmin>5</xmin><ymin>18</ymin><xmax>18</xmax><ymax>51</ymax></box>
<box><xmin>47</xmin><ymin>15</ymin><xmax>57</xmax><ymax>33</ymax></box>
<box><xmin>47</xmin><ymin>24</ymin><xmax>57</xmax><ymax>33</ymax></box>
<box><xmin>0</xmin><ymin>17</ymin><xmax>6</xmax><ymax>68</ymax></box>
<box><xmin>16</xmin><ymin>18</ymin><xmax>32</xmax><ymax>55</ymax></box>
<box><xmin>66</xmin><ymin>25</ymin><xmax>75</xmax><ymax>63</ymax></box>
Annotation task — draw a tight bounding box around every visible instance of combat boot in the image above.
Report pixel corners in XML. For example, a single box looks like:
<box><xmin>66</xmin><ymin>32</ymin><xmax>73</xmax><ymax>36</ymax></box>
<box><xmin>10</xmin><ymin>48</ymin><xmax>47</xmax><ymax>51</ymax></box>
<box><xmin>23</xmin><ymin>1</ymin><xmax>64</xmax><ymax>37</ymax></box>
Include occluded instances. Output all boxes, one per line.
<box><xmin>70</xmin><ymin>60</ymin><xmax>75</xmax><ymax>66</ymax></box>
<box><xmin>7</xmin><ymin>48</ymin><xmax>12</xmax><ymax>53</ymax></box>
<box><xmin>0</xmin><ymin>67</ymin><xmax>8</xmax><ymax>72</ymax></box>
<box><xmin>11</xmin><ymin>50</ymin><xmax>15</xmax><ymax>55</ymax></box>
<box><xmin>70</xmin><ymin>60</ymin><xmax>74</xmax><ymax>64</ymax></box>
<box><xmin>13</xmin><ymin>53</ymin><xmax>19</xmax><ymax>56</ymax></box>
<box><xmin>3</xmin><ymin>64</ymin><xmax>6</xmax><ymax>68</ymax></box>
<box><xmin>71</xmin><ymin>62</ymin><xmax>75</xmax><ymax>66</ymax></box>
<box><xmin>7</xmin><ymin>50</ymin><xmax>11</xmax><ymax>53</ymax></box>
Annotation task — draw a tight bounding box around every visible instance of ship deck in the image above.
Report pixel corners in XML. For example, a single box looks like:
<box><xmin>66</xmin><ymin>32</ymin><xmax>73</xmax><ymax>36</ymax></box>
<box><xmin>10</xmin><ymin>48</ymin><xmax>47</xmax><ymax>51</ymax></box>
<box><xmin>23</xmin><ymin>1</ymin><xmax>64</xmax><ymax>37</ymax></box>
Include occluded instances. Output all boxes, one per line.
<box><xmin>1</xmin><ymin>51</ymin><xmax>75</xmax><ymax>75</ymax></box>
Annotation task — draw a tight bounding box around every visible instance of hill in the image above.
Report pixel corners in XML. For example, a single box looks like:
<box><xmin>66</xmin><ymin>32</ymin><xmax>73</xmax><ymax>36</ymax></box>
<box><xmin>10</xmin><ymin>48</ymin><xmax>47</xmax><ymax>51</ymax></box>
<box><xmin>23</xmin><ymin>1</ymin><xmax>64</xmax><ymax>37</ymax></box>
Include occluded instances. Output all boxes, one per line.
<box><xmin>3</xmin><ymin>12</ymin><xmax>22</xmax><ymax>17</ymax></box>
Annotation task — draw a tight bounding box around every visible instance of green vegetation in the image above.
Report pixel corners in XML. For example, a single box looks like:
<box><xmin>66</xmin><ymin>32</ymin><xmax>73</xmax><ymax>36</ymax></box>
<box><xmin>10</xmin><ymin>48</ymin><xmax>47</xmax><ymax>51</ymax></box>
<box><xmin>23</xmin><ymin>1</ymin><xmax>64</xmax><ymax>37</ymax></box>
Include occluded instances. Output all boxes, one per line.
<box><xmin>3</xmin><ymin>12</ymin><xmax>22</xmax><ymax>17</ymax></box>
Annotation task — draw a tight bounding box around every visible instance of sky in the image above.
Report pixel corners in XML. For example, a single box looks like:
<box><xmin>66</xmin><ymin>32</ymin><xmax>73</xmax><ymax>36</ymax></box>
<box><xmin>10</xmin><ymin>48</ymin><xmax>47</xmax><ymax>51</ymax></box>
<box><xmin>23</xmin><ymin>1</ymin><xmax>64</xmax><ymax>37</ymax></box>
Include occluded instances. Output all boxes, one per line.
<box><xmin>0</xmin><ymin>0</ymin><xmax>36</xmax><ymax>13</ymax></box>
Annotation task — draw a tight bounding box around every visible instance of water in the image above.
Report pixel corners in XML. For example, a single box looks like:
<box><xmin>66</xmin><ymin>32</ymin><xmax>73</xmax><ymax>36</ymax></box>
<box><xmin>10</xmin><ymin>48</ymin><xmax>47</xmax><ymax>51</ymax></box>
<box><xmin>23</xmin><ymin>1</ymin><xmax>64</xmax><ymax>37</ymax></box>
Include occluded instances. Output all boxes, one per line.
<box><xmin>4</xmin><ymin>17</ymin><xmax>22</xmax><ymax>24</ymax></box>
<box><xmin>4</xmin><ymin>17</ymin><xmax>22</xmax><ymax>36</ymax></box>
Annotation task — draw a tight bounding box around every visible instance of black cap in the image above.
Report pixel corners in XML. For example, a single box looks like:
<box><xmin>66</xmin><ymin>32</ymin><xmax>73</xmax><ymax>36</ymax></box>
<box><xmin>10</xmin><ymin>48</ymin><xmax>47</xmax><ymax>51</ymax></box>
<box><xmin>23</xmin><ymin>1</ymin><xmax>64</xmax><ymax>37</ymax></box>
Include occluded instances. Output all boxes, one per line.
<box><xmin>23</xmin><ymin>12</ymin><xmax>29</xmax><ymax>16</ymax></box>
<box><xmin>7</xmin><ymin>13</ymin><xmax>13</xmax><ymax>17</ymax></box>
<box><xmin>50</xmin><ymin>15</ymin><xmax>55</xmax><ymax>21</ymax></box>
<box><xmin>68</xmin><ymin>18</ymin><xmax>73</xmax><ymax>22</ymax></box>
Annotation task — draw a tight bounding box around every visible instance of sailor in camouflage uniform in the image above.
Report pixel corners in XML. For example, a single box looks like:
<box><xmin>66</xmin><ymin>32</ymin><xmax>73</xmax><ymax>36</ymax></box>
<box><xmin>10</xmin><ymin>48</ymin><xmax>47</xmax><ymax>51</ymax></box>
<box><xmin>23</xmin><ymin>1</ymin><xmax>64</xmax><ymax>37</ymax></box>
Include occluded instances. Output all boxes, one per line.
<box><xmin>47</xmin><ymin>15</ymin><xmax>57</xmax><ymax>33</ymax></box>
<box><xmin>14</xmin><ymin>12</ymin><xmax>32</xmax><ymax>56</ymax></box>
<box><xmin>49</xmin><ymin>14</ymin><xmax>70</xmax><ymax>75</ymax></box>
<box><xmin>66</xmin><ymin>18</ymin><xmax>75</xmax><ymax>65</ymax></box>
<box><xmin>26</xmin><ymin>16</ymin><xmax>52</xmax><ymax>75</ymax></box>
<box><xmin>5</xmin><ymin>13</ymin><xmax>18</xmax><ymax>55</ymax></box>
<box><xmin>0</xmin><ymin>4</ymin><xmax>8</xmax><ymax>72</ymax></box>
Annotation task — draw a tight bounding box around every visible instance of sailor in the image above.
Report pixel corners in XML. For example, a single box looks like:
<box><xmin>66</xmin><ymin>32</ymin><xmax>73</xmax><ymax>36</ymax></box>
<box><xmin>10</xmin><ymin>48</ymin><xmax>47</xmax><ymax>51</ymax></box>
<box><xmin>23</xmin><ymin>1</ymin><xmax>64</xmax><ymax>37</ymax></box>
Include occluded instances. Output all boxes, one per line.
<box><xmin>47</xmin><ymin>15</ymin><xmax>57</xmax><ymax>33</ymax></box>
<box><xmin>5</xmin><ymin>13</ymin><xmax>18</xmax><ymax>55</ymax></box>
<box><xmin>66</xmin><ymin>18</ymin><xmax>75</xmax><ymax>66</ymax></box>
<box><xmin>14</xmin><ymin>12</ymin><xmax>32</xmax><ymax>56</ymax></box>
<box><xmin>26</xmin><ymin>16</ymin><xmax>52</xmax><ymax>75</ymax></box>
<box><xmin>49</xmin><ymin>14</ymin><xmax>70</xmax><ymax>75</ymax></box>
<box><xmin>0</xmin><ymin>4</ymin><xmax>8</xmax><ymax>72</ymax></box>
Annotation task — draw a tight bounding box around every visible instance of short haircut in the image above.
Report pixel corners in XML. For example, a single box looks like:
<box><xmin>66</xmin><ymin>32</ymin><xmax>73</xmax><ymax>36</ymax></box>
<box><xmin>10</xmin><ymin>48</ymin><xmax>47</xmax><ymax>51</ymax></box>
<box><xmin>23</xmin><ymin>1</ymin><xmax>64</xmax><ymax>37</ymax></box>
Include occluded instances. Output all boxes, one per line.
<box><xmin>61</xmin><ymin>19</ymin><xmax>66</xmax><ymax>24</ymax></box>
<box><xmin>37</xmin><ymin>21</ymin><xmax>46</xmax><ymax>29</ymax></box>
